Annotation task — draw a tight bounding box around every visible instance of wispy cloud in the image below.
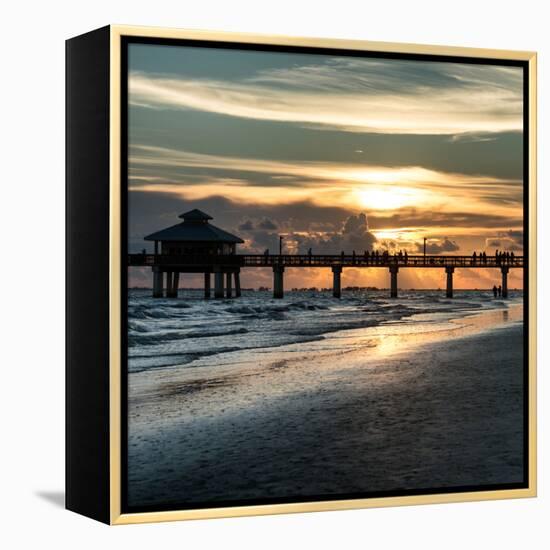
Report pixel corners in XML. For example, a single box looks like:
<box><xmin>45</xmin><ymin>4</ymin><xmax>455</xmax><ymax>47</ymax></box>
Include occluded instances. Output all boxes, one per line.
<box><xmin>129</xmin><ymin>144</ymin><xmax>522</xmax><ymax>216</ymax></box>
<box><xmin>129</xmin><ymin>59</ymin><xmax>522</xmax><ymax>135</ymax></box>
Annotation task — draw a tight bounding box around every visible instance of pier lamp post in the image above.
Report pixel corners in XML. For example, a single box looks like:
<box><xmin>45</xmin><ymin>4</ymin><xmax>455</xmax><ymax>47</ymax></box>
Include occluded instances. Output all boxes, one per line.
<box><xmin>423</xmin><ymin>237</ymin><xmax>427</xmax><ymax>260</ymax></box>
<box><xmin>279</xmin><ymin>235</ymin><xmax>284</xmax><ymax>255</ymax></box>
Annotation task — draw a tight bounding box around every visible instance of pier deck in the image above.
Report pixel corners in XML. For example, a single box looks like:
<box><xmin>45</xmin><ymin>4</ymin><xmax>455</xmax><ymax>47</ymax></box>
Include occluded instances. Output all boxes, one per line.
<box><xmin>128</xmin><ymin>253</ymin><xmax>524</xmax><ymax>299</ymax></box>
<box><xmin>129</xmin><ymin>253</ymin><xmax>523</xmax><ymax>269</ymax></box>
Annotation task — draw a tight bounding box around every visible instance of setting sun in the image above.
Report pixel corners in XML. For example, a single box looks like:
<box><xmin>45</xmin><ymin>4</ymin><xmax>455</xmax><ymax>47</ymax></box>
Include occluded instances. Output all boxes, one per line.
<box><xmin>355</xmin><ymin>185</ymin><xmax>424</xmax><ymax>210</ymax></box>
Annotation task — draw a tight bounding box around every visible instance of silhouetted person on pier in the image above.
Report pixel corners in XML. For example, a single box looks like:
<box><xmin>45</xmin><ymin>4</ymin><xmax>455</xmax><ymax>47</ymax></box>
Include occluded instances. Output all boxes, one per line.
<box><xmin>375</xmin><ymin>250</ymin><xmax>380</xmax><ymax>264</ymax></box>
<box><xmin>472</xmin><ymin>251</ymin><xmax>477</xmax><ymax>265</ymax></box>
<box><xmin>482</xmin><ymin>251</ymin><xmax>487</xmax><ymax>264</ymax></box>
<box><xmin>511</xmin><ymin>251</ymin><xmax>515</xmax><ymax>264</ymax></box>
<box><xmin>493</xmin><ymin>285</ymin><xmax>498</xmax><ymax>298</ymax></box>
<box><xmin>352</xmin><ymin>250</ymin><xmax>356</xmax><ymax>264</ymax></box>
<box><xmin>498</xmin><ymin>285</ymin><xmax>502</xmax><ymax>297</ymax></box>
<box><xmin>364</xmin><ymin>250</ymin><xmax>370</xmax><ymax>264</ymax></box>
<box><xmin>341</xmin><ymin>250</ymin><xmax>345</xmax><ymax>261</ymax></box>
<box><xmin>404</xmin><ymin>250</ymin><xmax>408</xmax><ymax>263</ymax></box>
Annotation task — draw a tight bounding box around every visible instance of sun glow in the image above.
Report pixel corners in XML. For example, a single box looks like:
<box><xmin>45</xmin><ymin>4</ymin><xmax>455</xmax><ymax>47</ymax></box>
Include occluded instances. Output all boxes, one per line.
<box><xmin>355</xmin><ymin>185</ymin><xmax>425</xmax><ymax>210</ymax></box>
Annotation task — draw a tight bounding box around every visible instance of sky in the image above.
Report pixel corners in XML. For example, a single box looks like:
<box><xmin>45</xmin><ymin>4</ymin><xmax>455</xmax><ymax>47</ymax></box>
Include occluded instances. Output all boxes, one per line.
<box><xmin>127</xmin><ymin>43</ymin><xmax>524</xmax><ymax>290</ymax></box>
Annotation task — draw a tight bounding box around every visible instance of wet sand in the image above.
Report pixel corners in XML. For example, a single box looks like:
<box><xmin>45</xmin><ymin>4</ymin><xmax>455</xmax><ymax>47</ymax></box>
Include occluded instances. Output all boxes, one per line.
<box><xmin>127</xmin><ymin>305</ymin><xmax>524</xmax><ymax>507</ymax></box>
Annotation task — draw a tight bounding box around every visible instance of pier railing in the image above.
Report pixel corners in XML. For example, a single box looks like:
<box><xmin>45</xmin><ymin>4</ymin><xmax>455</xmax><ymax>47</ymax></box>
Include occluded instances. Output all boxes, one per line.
<box><xmin>128</xmin><ymin>253</ymin><xmax>524</xmax><ymax>269</ymax></box>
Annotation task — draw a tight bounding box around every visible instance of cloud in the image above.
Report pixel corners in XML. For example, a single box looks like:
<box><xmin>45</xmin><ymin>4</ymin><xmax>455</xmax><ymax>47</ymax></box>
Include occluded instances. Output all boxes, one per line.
<box><xmin>238</xmin><ymin>217</ymin><xmax>278</xmax><ymax>232</ymax></box>
<box><xmin>486</xmin><ymin>229</ymin><xmax>523</xmax><ymax>251</ymax></box>
<box><xmin>129</xmin><ymin>144</ymin><xmax>522</xmax><ymax>216</ymax></box>
<box><xmin>369</xmin><ymin>208</ymin><xmax>523</xmax><ymax>230</ymax></box>
<box><xmin>233</xmin><ymin>218</ymin><xmax>282</xmax><ymax>253</ymax></box>
<box><xmin>234</xmin><ymin>211</ymin><xmax>377</xmax><ymax>254</ymax></box>
<box><xmin>128</xmin><ymin>191</ymin><xmax>523</xmax><ymax>256</ymax></box>
<box><xmin>415</xmin><ymin>238</ymin><xmax>460</xmax><ymax>254</ymax></box>
<box><xmin>238</xmin><ymin>220</ymin><xmax>254</xmax><ymax>231</ymax></box>
<box><xmin>129</xmin><ymin>58</ymin><xmax>522</xmax><ymax>135</ymax></box>
<box><xmin>343</xmin><ymin>212</ymin><xmax>368</xmax><ymax>234</ymax></box>
<box><xmin>258</xmin><ymin>218</ymin><xmax>278</xmax><ymax>230</ymax></box>
<box><xmin>236</xmin><ymin>218</ymin><xmax>280</xmax><ymax>251</ymax></box>
<box><xmin>293</xmin><ymin>213</ymin><xmax>377</xmax><ymax>254</ymax></box>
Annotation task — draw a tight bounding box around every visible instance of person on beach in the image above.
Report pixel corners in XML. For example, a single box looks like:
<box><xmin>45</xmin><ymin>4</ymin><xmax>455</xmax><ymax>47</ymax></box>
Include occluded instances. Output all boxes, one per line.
<box><xmin>493</xmin><ymin>285</ymin><xmax>498</xmax><ymax>298</ymax></box>
<box><xmin>498</xmin><ymin>285</ymin><xmax>502</xmax><ymax>297</ymax></box>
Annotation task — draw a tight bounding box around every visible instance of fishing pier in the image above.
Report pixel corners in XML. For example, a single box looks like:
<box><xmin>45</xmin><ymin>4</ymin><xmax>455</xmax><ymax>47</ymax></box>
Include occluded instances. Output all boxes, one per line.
<box><xmin>128</xmin><ymin>209</ymin><xmax>523</xmax><ymax>300</ymax></box>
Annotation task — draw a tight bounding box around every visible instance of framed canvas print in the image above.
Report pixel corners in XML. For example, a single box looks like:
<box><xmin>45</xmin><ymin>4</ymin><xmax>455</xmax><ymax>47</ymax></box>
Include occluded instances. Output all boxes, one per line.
<box><xmin>66</xmin><ymin>25</ymin><xmax>537</xmax><ymax>525</ymax></box>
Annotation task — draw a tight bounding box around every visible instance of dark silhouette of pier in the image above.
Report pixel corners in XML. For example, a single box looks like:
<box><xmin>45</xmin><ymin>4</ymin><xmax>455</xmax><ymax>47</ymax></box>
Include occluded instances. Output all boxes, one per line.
<box><xmin>128</xmin><ymin>252</ymin><xmax>523</xmax><ymax>299</ymax></box>
<box><xmin>131</xmin><ymin>210</ymin><xmax>523</xmax><ymax>299</ymax></box>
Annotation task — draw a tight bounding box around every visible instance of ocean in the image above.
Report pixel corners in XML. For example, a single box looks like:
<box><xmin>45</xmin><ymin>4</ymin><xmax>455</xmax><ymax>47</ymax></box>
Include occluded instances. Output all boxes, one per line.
<box><xmin>127</xmin><ymin>288</ymin><xmax>523</xmax><ymax>375</ymax></box>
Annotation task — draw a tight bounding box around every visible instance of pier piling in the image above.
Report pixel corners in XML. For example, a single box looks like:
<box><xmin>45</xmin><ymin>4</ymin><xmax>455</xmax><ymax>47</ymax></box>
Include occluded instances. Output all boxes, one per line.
<box><xmin>390</xmin><ymin>265</ymin><xmax>399</xmax><ymax>298</ymax></box>
<box><xmin>165</xmin><ymin>272</ymin><xmax>173</xmax><ymax>298</ymax></box>
<box><xmin>501</xmin><ymin>266</ymin><xmax>509</xmax><ymax>298</ymax></box>
<box><xmin>226</xmin><ymin>272</ymin><xmax>233</xmax><ymax>298</ymax></box>
<box><xmin>153</xmin><ymin>268</ymin><xmax>163</xmax><ymax>298</ymax></box>
<box><xmin>204</xmin><ymin>272</ymin><xmax>211</xmax><ymax>299</ymax></box>
<box><xmin>273</xmin><ymin>265</ymin><xmax>285</xmax><ymax>299</ymax></box>
<box><xmin>445</xmin><ymin>266</ymin><xmax>454</xmax><ymax>298</ymax></box>
<box><xmin>214</xmin><ymin>269</ymin><xmax>224</xmax><ymax>299</ymax></box>
<box><xmin>332</xmin><ymin>266</ymin><xmax>342</xmax><ymax>298</ymax></box>
<box><xmin>235</xmin><ymin>270</ymin><xmax>241</xmax><ymax>298</ymax></box>
<box><xmin>171</xmin><ymin>272</ymin><xmax>179</xmax><ymax>298</ymax></box>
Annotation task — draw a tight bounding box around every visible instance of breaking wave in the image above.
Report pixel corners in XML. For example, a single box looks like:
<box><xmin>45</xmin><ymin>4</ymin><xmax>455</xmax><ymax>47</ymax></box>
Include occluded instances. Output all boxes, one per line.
<box><xmin>127</xmin><ymin>289</ymin><xmax>522</xmax><ymax>374</ymax></box>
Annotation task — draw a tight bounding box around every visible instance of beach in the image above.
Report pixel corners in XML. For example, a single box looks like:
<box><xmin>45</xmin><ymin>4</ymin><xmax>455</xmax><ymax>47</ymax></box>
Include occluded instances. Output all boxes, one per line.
<box><xmin>127</xmin><ymin>290</ymin><xmax>524</xmax><ymax>508</ymax></box>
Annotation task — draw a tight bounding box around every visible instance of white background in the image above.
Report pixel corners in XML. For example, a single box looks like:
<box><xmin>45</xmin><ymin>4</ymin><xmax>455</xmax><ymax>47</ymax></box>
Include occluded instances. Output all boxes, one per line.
<box><xmin>1</xmin><ymin>0</ymin><xmax>547</xmax><ymax>547</ymax></box>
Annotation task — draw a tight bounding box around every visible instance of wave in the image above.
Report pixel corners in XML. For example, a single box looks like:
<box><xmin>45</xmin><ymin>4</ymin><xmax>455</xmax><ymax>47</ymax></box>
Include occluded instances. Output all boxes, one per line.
<box><xmin>129</xmin><ymin>326</ymin><xmax>249</xmax><ymax>346</ymax></box>
<box><xmin>128</xmin><ymin>346</ymin><xmax>242</xmax><ymax>372</ymax></box>
<box><xmin>127</xmin><ymin>289</ymin><xmax>522</xmax><ymax>373</ymax></box>
<box><xmin>128</xmin><ymin>333</ymin><xmax>327</xmax><ymax>374</ymax></box>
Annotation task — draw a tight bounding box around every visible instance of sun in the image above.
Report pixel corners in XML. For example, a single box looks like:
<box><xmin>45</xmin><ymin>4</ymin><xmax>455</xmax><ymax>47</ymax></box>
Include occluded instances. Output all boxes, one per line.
<box><xmin>355</xmin><ymin>185</ymin><xmax>423</xmax><ymax>210</ymax></box>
